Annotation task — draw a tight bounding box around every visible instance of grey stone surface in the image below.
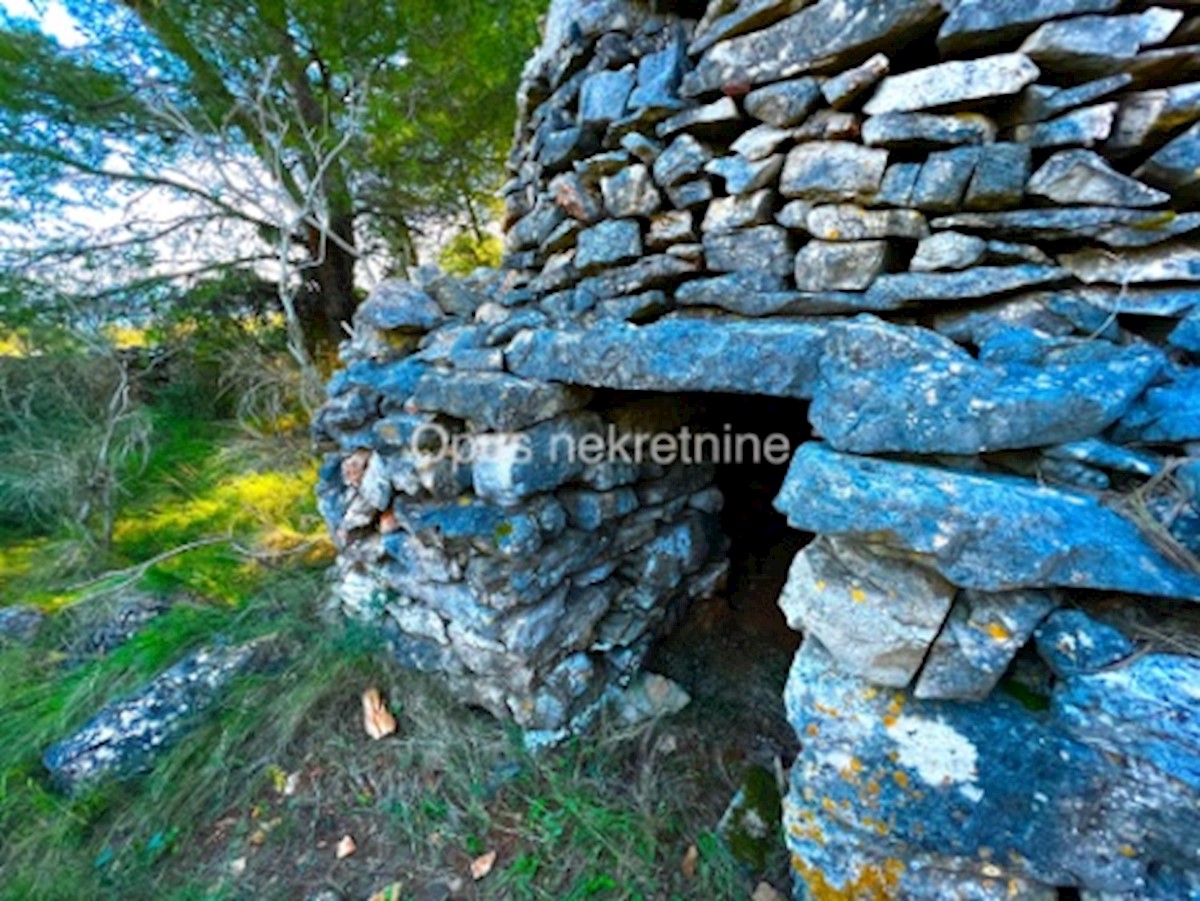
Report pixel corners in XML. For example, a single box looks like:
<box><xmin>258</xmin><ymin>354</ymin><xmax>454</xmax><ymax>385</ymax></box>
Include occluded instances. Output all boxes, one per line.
<box><xmin>864</xmin><ymin>54</ymin><xmax>1040</xmax><ymax>116</ymax></box>
<box><xmin>704</xmin><ymin>154</ymin><xmax>783</xmax><ymax>194</ymax></box>
<box><xmin>684</xmin><ymin>0</ymin><xmax>944</xmax><ymax>97</ymax></box>
<box><xmin>704</xmin><ymin>225</ymin><xmax>793</xmax><ymax>277</ymax></box>
<box><xmin>701</xmin><ymin>190</ymin><xmax>775</xmax><ymax>233</ymax></box>
<box><xmin>600</xmin><ymin>164</ymin><xmax>661</xmax><ymax>218</ymax></box>
<box><xmin>1110</xmin><ymin>82</ymin><xmax>1200</xmax><ymax>153</ymax></box>
<box><xmin>1035</xmin><ymin>608</ymin><xmax>1135</xmax><ymax>678</ymax></box>
<box><xmin>931</xmin><ymin>208</ymin><xmax>1200</xmax><ymax>249</ymax></box>
<box><xmin>576</xmin><ymin>219</ymin><xmax>642</xmax><ymax>272</ymax></box>
<box><xmin>579</xmin><ymin>66</ymin><xmax>636</xmax><ymax>130</ymax></box>
<box><xmin>1137</xmin><ymin>121</ymin><xmax>1200</xmax><ymax>196</ymax></box>
<box><xmin>43</xmin><ymin>640</ymin><xmax>271</xmax><ymax>794</ymax></box>
<box><xmin>646</xmin><ymin>210</ymin><xmax>695</xmax><ymax>248</ymax></box>
<box><xmin>729</xmin><ymin>123</ymin><xmax>792</xmax><ymax>161</ymax></box>
<box><xmin>651</xmin><ymin>134</ymin><xmax>711</xmax><ymax>188</ymax></box>
<box><xmin>656</xmin><ymin>96</ymin><xmax>740</xmax><ymax>140</ymax></box>
<box><xmin>1015</xmin><ymin>102</ymin><xmax>1117</xmax><ymax>149</ymax></box>
<box><xmin>822</xmin><ymin>53</ymin><xmax>889</xmax><ymax>110</ymax></box>
<box><xmin>356</xmin><ymin>281</ymin><xmax>445</xmax><ymax>333</ymax></box>
<box><xmin>1020</xmin><ymin>9</ymin><xmax>1183</xmax><ymax>80</ymax></box>
<box><xmin>507</xmin><ymin>318</ymin><xmax>826</xmax><ymax>399</ymax></box>
<box><xmin>912</xmin><ymin>147</ymin><xmax>980</xmax><ymax>213</ymax></box>
<box><xmin>780</xmin><ymin>142</ymin><xmax>888</xmax><ymax>202</ymax></box>
<box><xmin>1028</xmin><ymin>150</ymin><xmax>1169</xmax><ymax>207</ymax></box>
<box><xmin>862</xmin><ymin>265</ymin><xmax>1067</xmax><ymax>310</ymax></box>
<box><xmin>784</xmin><ymin>635</ymin><xmax>1200</xmax><ymax>899</ymax></box>
<box><xmin>664</xmin><ymin>179</ymin><xmax>714</xmax><ymax>210</ymax></box>
<box><xmin>410</xmin><ymin>370</ymin><xmax>592</xmax><ymax>432</ymax></box>
<box><xmin>778</xmin><ymin>537</ymin><xmax>955</xmax><ymax>687</ymax></box>
<box><xmin>805</xmin><ymin>204</ymin><xmax>929</xmax><ymax>241</ymax></box>
<box><xmin>794</xmin><ymin>240</ymin><xmax>890</xmax><ymax>291</ymax></box>
<box><xmin>910</xmin><ymin>231</ymin><xmax>987</xmax><ymax>272</ymax></box>
<box><xmin>775</xmin><ymin>443</ymin><xmax>1200</xmax><ymax>599</ymax></box>
<box><xmin>1061</xmin><ymin>242</ymin><xmax>1200</xmax><ymax>285</ymax></box>
<box><xmin>862</xmin><ymin>112</ymin><xmax>996</xmax><ymax>150</ymax></box>
<box><xmin>743</xmin><ymin>77</ymin><xmax>822</xmax><ymax>128</ymax></box>
<box><xmin>810</xmin><ymin>316</ymin><xmax>1163</xmax><ymax>454</ymax></box>
<box><xmin>914</xmin><ymin>590</ymin><xmax>1059</xmax><ymax>701</ymax></box>
<box><xmin>689</xmin><ymin>0</ymin><xmax>814</xmax><ymax>57</ymax></box>
<box><xmin>628</xmin><ymin>40</ymin><xmax>686</xmax><ymax>114</ymax></box>
<box><xmin>964</xmin><ymin>143</ymin><xmax>1031</xmax><ymax>211</ymax></box>
<box><xmin>938</xmin><ymin>0</ymin><xmax>1122</xmax><ymax>55</ymax></box>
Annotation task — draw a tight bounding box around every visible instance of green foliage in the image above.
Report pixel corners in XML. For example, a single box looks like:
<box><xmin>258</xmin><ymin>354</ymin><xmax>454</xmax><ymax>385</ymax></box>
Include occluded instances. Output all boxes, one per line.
<box><xmin>0</xmin><ymin>0</ymin><xmax>544</xmax><ymax>318</ymax></box>
<box><xmin>439</xmin><ymin>228</ymin><xmax>503</xmax><ymax>276</ymax></box>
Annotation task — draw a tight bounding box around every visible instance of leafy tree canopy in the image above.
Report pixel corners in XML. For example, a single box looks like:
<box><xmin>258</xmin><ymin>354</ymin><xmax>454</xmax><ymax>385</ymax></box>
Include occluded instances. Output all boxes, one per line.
<box><xmin>0</xmin><ymin>0</ymin><xmax>542</xmax><ymax>338</ymax></box>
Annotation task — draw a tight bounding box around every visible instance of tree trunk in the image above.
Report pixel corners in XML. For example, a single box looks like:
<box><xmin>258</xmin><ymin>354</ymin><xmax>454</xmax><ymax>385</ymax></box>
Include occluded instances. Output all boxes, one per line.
<box><xmin>298</xmin><ymin>212</ymin><xmax>358</xmax><ymax>360</ymax></box>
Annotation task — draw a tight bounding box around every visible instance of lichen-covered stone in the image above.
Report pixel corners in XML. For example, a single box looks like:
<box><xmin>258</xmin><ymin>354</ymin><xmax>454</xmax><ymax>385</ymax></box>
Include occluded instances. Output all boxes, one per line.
<box><xmin>1019</xmin><ymin>9</ymin><xmax>1183</xmax><ymax>80</ymax></box>
<box><xmin>743</xmin><ymin>77</ymin><xmax>822</xmax><ymax>128</ymax></box>
<box><xmin>810</xmin><ymin>316</ymin><xmax>1163</xmax><ymax>454</ymax></box>
<box><xmin>775</xmin><ymin>442</ymin><xmax>1200</xmax><ymax>599</ymax></box>
<box><xmin>704</xmin><ymin>154</ymin><xmax>783</xmax><ymax>195</ymax></box>
<box><xmin>910</xmin><ymin>231</ymin><xmax>987</xmax><ymax>272</ymax></box>
<box><xmin>780</xmin><ymin>142</ymin><xmax>888</xmax><ymax>202</ymax></box>
<box><xmin>937</xmin><ymin>0</ymin><xmax>1121</xmax><ymax>55</ymax></box>
<box><xmin>794</xmin><ymin>240</ymin><xmax>890</xmax><ymax>291</ymax></box>
<box><xmin>684</xmin><ymin>0</ymin><xmax>944</xmax><ymax>97</ymax></box>
<box><xmin>864</xmin><ymin>54</ymin><xmax>1040</xmax><ymax>116</ymax></box>
<box><xmin>507</xmin><ymin>318</ymin><xmax>826</xmax><ymax>399</ymax></box>
<box><xmin>651</xmin><ymin>134</ymin><xmax>710</xmax><ymax>188</ymax></box>
<box><xmin>804</xmin><ymin>204</ymin><xmax>929</xmax><ymax>241</ymax></box>
<box><xmin>704</xmin><ymin>225</ymin><xmax>793</xmax><ymax>277</ymax></box>
<box><xmin>914</xmin><ymin>590</ymin><xmax>1059</xmax><ymax>701</ymax></box>
<box><xmin>600</xmin><ymin>164</ymin><xmax>662</xmax><ymax>218</ymax></box>
<box><xmin>778</xmin><ymin>537</ymin><xmax>955</xmax><ymax>687</ymax></box>
<box><xmin>355</xmin><ymin>281</ymin><xmax>445</xmax><ymax>333</ymax></box>
<box><xmin>1028</xmin><ymin>149</ymin><xmax>1169</xmax><ymax>207</ymax></box>
<box><xmin>862</xmin><ymin>112</ymin><xmax>996</xmax><ymax>150</ymax></box>
<box><xmin>43</xmin><ymin>640</ymin><xmax>273</xmax><ymax>794</ymax></box>
<box><xmin>821</xmin><ymin>53</ymin><xmax>889</xmax><ymax>110</ymax></box>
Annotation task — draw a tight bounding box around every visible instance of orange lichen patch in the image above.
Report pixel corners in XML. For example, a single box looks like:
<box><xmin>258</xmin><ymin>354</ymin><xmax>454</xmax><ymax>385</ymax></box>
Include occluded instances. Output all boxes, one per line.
<box><xmin>807</xmin><ymin>723</ymin><xmax>821</xmax><ymax>738</ymax></box>
<box><xmin>862</xmin><ymin>686</ymin><xmax>879</xmax><ymax>701</ymax></box>
<box><xmin>839</xmin><ymin>757</ymin><xmax>864</xmax><ymax>783</ymax></box>
<box><xmin>794</xmin><ymin>857</ymin><xmax>906</xmax><ymax>900</ymax></box>
<box><xmin>892</xmin><ymin>771</ymin><xmax>910</xmax><ymax>790</ymax></box>
<box><xmin>882</xmin><ymin>695</ymin><xmax>906</xmax><ymax>728</ymax></box>
<box><xmin>816</xmin><ymin>579</ymin><xmax>828</xmax><ymax>591</ymax></box>
<box><xmin>822</xmin><ymin>797</ymin><xmax>839</xmax><ymax>814</ymax></box>
<box><xmin>1118</xmin><ymin>844</ymin><xmax>1138</xmax><ymax>858</ymax></box>
<box><xmin>985</xmin><ymin>622</ymin><xmax>1012</xmax><ymax>642</ymax></box>
<box><xmin>851</xmin><ymin>587</ymin><xmax>868</xmax><ymax>604</ymax></box>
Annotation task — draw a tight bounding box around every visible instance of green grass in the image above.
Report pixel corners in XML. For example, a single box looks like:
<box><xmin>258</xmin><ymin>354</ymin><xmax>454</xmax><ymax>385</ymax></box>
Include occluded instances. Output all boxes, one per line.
<box><xmin>0</xmin><ymin>384</ymin><xmax>771</xmax><ymax>901</ymax></box>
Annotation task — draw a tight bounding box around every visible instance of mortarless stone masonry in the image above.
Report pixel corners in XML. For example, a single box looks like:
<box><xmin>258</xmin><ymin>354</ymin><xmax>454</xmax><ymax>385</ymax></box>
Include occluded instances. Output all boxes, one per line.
<box><xmin>316</xmin><ymin>1</ymin><xmax>1200</xmax><ymax>896</ymax></box>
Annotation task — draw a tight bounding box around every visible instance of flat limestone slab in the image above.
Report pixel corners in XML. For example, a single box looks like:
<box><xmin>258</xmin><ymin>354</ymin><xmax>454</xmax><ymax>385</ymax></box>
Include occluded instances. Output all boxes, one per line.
<box><xmin>506</xmin><ymin>317</ymin><xmax>827</xmax><ymax>398</ymax></box>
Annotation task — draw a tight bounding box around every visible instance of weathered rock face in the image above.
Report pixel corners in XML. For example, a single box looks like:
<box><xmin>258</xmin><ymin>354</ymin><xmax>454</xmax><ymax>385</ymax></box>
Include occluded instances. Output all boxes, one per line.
<box><xmin>317</xmin><ymin>0</ymin><xmax>1200</xmax><ymax>896</ymax></box>
<box><xmin>43</xmin><ymin>640</ymin><xmax>272</xmax><ymax>794</ymax></box>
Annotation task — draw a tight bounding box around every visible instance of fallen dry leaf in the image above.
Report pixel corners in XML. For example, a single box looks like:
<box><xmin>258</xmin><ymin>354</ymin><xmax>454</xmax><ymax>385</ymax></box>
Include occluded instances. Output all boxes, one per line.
<box><xmin>681</xmin><ymin>844</ymin><xmax>699</xmax><ymax>879</ymax></box>
<box><xmin>471</xmin><ymin>850</ymin><xmax>498</xmax><ymax>881</ymax></box>
<box><xmin>362</xmin><ymin>687</ymin><xmax>398</xmax><ymax>740</ymax></box>
<box><xmin>336</xmin><ymin>834</ymin><xmax>357</xmax><ymax>860</ymax></box>
<box><xmin>752</xmin><ymin>881</ymin><xmax>788</xmax><ymax>901</ymax></box>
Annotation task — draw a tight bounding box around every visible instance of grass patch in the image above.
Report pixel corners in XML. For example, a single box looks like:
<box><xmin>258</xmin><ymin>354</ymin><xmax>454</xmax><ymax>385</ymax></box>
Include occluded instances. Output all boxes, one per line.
<box><xmin>0</xmin><ymin>368</ymin><xmax>779</xmax><ymax>899</ymax></box>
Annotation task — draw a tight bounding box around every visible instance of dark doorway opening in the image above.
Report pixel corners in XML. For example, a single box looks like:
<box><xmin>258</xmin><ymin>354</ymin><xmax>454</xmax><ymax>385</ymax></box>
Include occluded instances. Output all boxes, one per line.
<box><xmin>586</xmin><ymin>389</ymin><xmax>813</xmax><ymax>762</ymax></box>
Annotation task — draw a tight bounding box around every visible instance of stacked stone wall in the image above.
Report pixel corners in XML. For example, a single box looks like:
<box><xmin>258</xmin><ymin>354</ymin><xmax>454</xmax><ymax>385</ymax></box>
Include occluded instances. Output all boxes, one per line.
<box><xmin>318</xmin><ymin>0</ymin><xmax>1200</xmax><ymax>895</ymax></box>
